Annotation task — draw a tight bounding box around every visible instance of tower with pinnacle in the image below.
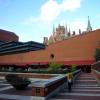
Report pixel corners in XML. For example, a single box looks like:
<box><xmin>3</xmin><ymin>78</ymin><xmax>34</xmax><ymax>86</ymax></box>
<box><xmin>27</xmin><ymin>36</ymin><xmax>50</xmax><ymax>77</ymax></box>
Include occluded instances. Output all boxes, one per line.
<box><xmin>87</xmin><ymin>16</ymin><xmax>92</xmax><ymax>32</ymax></box>
<box><xmin>48</xmin><ymin>24</ymin><xmax>72</xmax><ymax>44</ymax></box>
<box><xmin>43</xmin><ymin>16</ymin><xmax>93</xmax><ymax>45</ymax></box>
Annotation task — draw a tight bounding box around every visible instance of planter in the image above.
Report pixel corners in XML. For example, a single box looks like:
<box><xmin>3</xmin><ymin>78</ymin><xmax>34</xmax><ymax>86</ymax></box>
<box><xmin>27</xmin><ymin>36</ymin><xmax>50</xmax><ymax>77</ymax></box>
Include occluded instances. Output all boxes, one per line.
<box><xmin>5</xmin><ymin>74</ymin><xmax>31</xmax><ymax>90</ymax></box>
<box><xmin>12</xmin><ymin>83</ymin><xmax>30</xmax><ymax>90</ymax></box>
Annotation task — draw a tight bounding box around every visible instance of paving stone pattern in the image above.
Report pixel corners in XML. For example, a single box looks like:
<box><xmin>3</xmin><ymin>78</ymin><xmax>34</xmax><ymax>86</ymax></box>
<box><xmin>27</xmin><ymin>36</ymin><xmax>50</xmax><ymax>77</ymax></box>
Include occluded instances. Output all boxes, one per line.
<box><xmin>0</xmin><ymin>78</ymin><xmax>32</xmax><ymax>100</ymax></box>
<box><xmin>49</xmin><ymin>72</ymin><xmax>100</xmax><ymax>100</ymax></box>
<box><xmin>0</xmin><ymin>72</ymin><xmax>100</xmax><ymax>100</ymax></box>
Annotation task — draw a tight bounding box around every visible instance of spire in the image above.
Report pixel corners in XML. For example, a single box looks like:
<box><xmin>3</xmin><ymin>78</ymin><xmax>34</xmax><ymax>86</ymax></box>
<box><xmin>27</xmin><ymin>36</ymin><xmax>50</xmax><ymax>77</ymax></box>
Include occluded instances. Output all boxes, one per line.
<box><xmin>65</xmin><ymin>24</ymin><xmax>68</xmax><ymax>35</ymax></box>
<box><xmin>69</xmin><ymin>28</ymin><xmax>71</xmax><ymax>34</ymax></box>
<box><xmin>87</xmin><ymin>16</ymin><xmax>92</xmax><ymax>32</ymax></box>
<box><xmin>72</xmin><ymin>31</ymin><xmax>75</xmax><ymax>36</ymax></box>
<box><xmin>68</xmin><ymin>28</ymin><xmax>71</xmax><ymax>37</ymax></box>
<box><xmin>53</xmin><ymin>24</ymin><xmax>55</xmax><ymax>33</ymax></box>
<box><xmin>79</xmin><ymin>29</ymin><xmax>81</xmax><ymax>35</ymax></box>
<box><xmin>43</xmin><ymin>37</ymin><xmax>48</xmax><ymax>45</ymax></box>
<box><xmin>53</xmin><ymin>24</ymin><xmax>56</xmax><ymax>38</ymax></box>
<box><xmin>49</xmin><ymin>35</ymin><xmax>55</xmax><ymax>44</ymax></box>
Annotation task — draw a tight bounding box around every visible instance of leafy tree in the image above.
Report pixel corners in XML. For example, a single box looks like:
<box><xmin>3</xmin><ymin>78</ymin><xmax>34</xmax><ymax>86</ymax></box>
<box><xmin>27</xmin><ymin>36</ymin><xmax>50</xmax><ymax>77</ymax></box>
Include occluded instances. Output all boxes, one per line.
<box><xmin>95</xmin><ymin>48</ymin><xmax>100</xmax><ymax>61</ymax></box>
<box><xmin>70</xmin><ymin>65</ymin><xmax>77</xmax><ymax>72</ymax></box>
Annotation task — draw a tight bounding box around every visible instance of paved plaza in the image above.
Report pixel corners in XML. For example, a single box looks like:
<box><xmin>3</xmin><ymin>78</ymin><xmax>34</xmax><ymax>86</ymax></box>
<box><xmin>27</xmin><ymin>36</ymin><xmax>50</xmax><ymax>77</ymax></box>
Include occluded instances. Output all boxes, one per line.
<box><xmin>0</xmin><ymin>77</ymin><xmax>33</xmax><ymax>100</ymax></box>
<box><xmin>0</xmin><ymin>72</ymin><xmax>100</xmax><ymax>100</ymax></box>
<box><xmin>50</xmin><ymin>73</ymin><xmax>100</xmax><ymax>100</ymax></box>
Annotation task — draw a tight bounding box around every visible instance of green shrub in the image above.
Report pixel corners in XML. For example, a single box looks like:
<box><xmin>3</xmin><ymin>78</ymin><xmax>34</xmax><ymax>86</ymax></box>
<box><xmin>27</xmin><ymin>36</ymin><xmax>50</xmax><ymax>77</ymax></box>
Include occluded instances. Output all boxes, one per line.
<box><xmin>70</xmin><ymin>65</ymin><xmax>77</xmax><ymax>72</ymax></box>
<box><xmin>48</xmin><ymin>63</ymin><xmax>63</xmax><ymax>71</ymax></box>
<box><xmin>95</xmin><ymin>48</ymin><xmax>100</xmax><ymax>61</ymax></box>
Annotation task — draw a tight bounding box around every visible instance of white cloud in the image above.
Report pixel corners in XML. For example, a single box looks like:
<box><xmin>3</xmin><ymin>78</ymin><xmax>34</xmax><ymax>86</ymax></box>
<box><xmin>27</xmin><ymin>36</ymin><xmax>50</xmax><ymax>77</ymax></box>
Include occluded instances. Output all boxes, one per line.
<box><xmin>61</xmin><ymin>0</ymin><xmax>81</xmax><ymax>11</ymax></box>
<box><xmin>40</xmin><ymin>0</ymin><xmax>61</xmax><ymax>23</ymax></box>
<box><xmin>23</xmin><ymin>0</ymin><xmax>82</xmax><ymax>25</ymax></box>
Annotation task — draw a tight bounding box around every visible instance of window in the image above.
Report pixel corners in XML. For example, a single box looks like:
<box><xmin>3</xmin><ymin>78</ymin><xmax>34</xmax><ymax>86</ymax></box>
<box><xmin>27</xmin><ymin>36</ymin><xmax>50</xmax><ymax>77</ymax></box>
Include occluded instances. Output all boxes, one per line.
<box><xmin>35</xmin><ymin>88</ymin><xmax>40</xmax><ymax>96</ymax></box>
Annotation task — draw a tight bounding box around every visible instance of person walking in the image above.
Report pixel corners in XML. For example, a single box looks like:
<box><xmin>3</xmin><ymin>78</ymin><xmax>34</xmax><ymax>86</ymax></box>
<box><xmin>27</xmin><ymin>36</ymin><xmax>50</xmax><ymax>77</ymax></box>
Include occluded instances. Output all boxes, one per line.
<box><xmin>67</xmin><ymin>70</ymin><xmax>73</xmax><ymax>92</ymax></box>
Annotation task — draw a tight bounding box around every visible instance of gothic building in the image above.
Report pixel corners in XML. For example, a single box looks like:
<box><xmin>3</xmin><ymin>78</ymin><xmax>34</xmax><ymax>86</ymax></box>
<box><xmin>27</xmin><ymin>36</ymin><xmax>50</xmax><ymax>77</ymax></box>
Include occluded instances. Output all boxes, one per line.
<box><xmin>87</xmin><ymin>16</ymin><xmax>92</xmax><ymax>32</ymax></box>
<box><xmin>43</xmin><ymin>16</ymin><xmax>92</xmax><ymax>45</ymax></box>
<box><xmin>43</xmin><ymin>24</ymin><xmax>71</xmax><ymax>45</ymax></box>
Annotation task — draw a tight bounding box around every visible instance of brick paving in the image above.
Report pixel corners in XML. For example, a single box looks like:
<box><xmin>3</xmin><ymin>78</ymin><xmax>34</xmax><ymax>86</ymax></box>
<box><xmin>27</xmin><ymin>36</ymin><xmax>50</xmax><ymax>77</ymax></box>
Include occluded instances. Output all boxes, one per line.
<box><xmin>49</xmin><ymin>72</ymin><xmax>100</xmax><ymax>100</ymax></box>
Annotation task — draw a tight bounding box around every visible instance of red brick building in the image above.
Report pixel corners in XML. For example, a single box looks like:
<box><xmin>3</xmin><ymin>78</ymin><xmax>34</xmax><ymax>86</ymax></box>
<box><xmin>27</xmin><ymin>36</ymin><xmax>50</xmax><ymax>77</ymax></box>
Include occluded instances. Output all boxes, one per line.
<box><xmin>0</xmin><ymin>29</ymin><xmax>100</xmax><ymax>70</ymax></box>
<box><xmin>0</xmin><ymin>29</ymin><xmax>19</xmax><ymax>42</ymax></box>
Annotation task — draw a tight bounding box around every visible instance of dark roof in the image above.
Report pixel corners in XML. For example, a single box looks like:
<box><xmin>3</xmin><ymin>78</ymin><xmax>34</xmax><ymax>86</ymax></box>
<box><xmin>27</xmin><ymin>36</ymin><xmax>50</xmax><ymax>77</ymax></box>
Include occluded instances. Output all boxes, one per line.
<box><xmin>0</xmin><ymin>29</ymin><xmax>18</xmax><ymax>37</ymax></box>
<box><xmin>0</xmin><ymin>41</ymin><xmax>45</xmax><ymax>55</ymax></box>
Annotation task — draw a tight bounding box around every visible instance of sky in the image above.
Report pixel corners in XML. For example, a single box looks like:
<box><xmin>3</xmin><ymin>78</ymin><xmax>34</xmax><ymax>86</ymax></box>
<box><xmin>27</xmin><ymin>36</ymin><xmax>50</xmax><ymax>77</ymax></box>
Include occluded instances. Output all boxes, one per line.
<box><xmin>0</xmin><ymin>0</ymin><xmax>100</xmax><ymax>43</ymax></box>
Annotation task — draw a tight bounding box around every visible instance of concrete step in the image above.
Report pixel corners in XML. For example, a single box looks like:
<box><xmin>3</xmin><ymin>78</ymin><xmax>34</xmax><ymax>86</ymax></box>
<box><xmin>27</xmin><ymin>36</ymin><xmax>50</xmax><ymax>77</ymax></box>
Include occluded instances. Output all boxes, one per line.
<box><xmin>49</xmin><ymin>72</ymin><xmax>100</xmax><ymax>100</ymax></box>
<box><xmin>50</xmin><ymin>93</ymin><xmax>100</xmax><ymax>100</ymax></box>
<box><xmin>72</xmin><ymin>86</ymin><xmax>100</xmax><ymax>89</ymax></box>
<box><xmin>73</xmin><ymin>84</ymin><xmax>99</xmax><ymax>87</ymax></box>
<box><xmin>63</xmin><ymin>89</ymin><xmax>100</xmax><ymax>94</ymax></box>
<box><xmin>78</xmin><ymin>77</ymin><xmax>96</xmax><ymax>80</ymax></box>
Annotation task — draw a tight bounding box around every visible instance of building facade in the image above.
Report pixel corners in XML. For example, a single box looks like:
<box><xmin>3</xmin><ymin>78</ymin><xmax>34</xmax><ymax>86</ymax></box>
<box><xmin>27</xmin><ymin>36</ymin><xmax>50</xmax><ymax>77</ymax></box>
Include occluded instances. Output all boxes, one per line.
<box><xmin>0</xmin><ymin>17</ymin><xmax>100</xmax><ymax>71</ymax></box>
<box><xmin>43</xmin><ymin>16</ymin><xmax>93</xmax><ymax>45</ymax></box>
<box><xmin>0</xmin><ymin>29</ymin><xmax>19</xmax><ymax>42</ymax></box>
<box><xmin>0</xmin><ymin>29</ymin><xmax>100</xmax><ymax>67</ymax></box>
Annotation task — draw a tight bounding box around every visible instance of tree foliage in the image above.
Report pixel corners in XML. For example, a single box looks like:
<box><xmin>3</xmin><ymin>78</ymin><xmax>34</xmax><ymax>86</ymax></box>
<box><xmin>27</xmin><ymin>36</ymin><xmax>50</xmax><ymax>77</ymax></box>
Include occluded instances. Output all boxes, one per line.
<box><xmin>48</xmin><ymin>63</ymin><xmax>63</xmax><ymax>71</ymax></box>
<box><xmin>70</xmin><ymin>65</ymin><xmax>77</xmax><ymax>72</ymax></box>
<box><xmin>95</xmin><ymin>48</ymin><xmax>100</xmax><ymax>61</ymax></box>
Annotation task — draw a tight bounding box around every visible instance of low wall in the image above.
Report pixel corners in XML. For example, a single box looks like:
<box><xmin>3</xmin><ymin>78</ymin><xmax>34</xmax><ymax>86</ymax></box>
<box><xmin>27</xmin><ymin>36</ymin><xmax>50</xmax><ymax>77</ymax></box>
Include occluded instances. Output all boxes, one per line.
<box><xmin>0</xmin><ymin>72</ymin><xmax>54</xmax><ymax>79</ymax></box>
<box><xmin>31</xmin><ymin>69</ymin><xmax>81</xmax><ymax>100</ymax></box>
<box><xmin>31</xmin><ymin>74</ymin><xmax>66</xmax><ymax>100</ymax></box>
<box><xmin>92</xmin><ymin>69</ymin><xmax>100</xmax><ymax>85</ymax></box>
<box><xmin>72</xmin><ymin>69</ymin><xmax>81</xmax><ymax>82</ymax></box>
<box><xmin>92</xmin><ymin>69</ymin><xmax>100</xmax><ymax>79</ymax></box>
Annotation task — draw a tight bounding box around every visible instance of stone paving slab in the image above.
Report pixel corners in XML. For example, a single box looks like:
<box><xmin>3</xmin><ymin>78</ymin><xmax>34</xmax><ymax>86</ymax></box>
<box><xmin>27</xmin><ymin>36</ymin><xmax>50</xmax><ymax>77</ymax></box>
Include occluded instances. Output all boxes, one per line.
<box><xmin>62</xmin><ymin>90</ymin><xmax>100</xmax><ymax>94</ymax></box>
<box><xmin>59</xmin><ymin>92</ymin><xmax>100</xmax><ymax>96</ymax></box>
<box><xmin>0</xmin><ymin>98</ymin><xmax>17</xmax><ymax>100</ymax></box>
<box><xmin>49</xmin><ymin>98</ymin><xmax>75</xmax><ymax>100</ymax></box>
<box><xmin>0</xmin><ymin>87</ymin><xmax>32</xmax><ymax>96</ymax></box>
<box><xmin>0</xmin><ymin>85</ymin><xmax>11</xmax><ymax>89</ymax></box>
<box><xmin>78</xmin><ymin>77</ymin><xmax>95</xmax><ymax>79</ymax></box>
<box><xmin>73</xmin><ymin>84</ymin><xmax>99</xmax><ymax>87</ymax></box>
<box><xmin>0</xmin><ymin>72</ymin><xmax>100</xmax><ymax>100</ymax></box>
<box><xmin>0</xmin><ymin>78</ymin><xmax>32</xmax><ymax>100</ymax></box>
<box><xmin>51</xmin><ymin>94</ymin><xmax>100</xmax><ymax>100</ymax></box>
<box><xmin>49</xmin><ymin>72</ymin><xmax>100</xmax><ymax>100</ymax></box>
<box><xmin>72</xmin><ymin>86</ymin><xmax>100</xmax><ymax>89</ymax></box>
<box><xmin>0</xmin><ymin>93</ymin><xmax>32</xmax><ymax>100</ymax></box>
<box><xmin>0</xmin><ymin>81</ymin><xmax>8</xmax><ymax>84</ymax></box>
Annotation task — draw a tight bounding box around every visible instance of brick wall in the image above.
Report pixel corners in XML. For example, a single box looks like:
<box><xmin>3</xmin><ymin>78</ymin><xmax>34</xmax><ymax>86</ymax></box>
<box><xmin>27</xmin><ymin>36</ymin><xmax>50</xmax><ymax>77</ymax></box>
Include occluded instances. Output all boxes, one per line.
<box><xmin>0</xmin><ymin>29</ymin><xmax>100</xmax><ymax>65</ymax></box>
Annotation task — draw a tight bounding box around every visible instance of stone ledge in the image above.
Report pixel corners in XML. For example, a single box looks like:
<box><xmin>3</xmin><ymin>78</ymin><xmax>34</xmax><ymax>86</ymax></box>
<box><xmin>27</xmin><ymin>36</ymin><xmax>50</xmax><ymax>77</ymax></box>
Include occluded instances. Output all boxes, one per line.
<box><xmin>92</xmin><ymin>69</ymin><xmax>100</xmax><ymax>86</ymax></box>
